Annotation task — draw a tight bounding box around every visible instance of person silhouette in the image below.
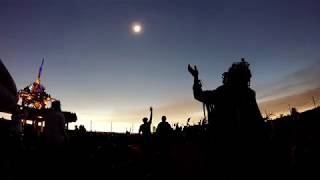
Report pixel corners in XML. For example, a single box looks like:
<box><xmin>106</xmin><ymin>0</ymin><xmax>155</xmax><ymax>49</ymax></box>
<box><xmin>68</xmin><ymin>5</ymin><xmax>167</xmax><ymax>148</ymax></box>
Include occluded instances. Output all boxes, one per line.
<box><xmin>156</xmin><ymin>116</ymin><xmax>172</xmax><ymax>140</ymax></box>
<box><xmin>79</xmin><ymin>125</ymin><xmax>86</xmax><ymax>135</ymax></box>
<box><xmin>138</xmin><ymin>107</ymin><xmax>153</xmax><ymax>162</ymax></box>
<box><xmin>44</xmin><ymin>100</ymin><xmax>66</xmax><ymax>147</ymax></box>
<box><xmin>188</xmin><ymin>58</ymin><xmax>267</xmax><ymax>178</ymax></box>
<box><xmin>10</xmin><ymin>106</ymin><xmax>23</xmax><ymax>137</ymax></box>
<box><xmin>139</xmin><ymin>107</ymin><xmax>153</xmax><ymax>137</ymax></box>
<box><xmin>42</xmin><ymin>100</ymin><xmax>67</xmax><ymax>179</ymax></box>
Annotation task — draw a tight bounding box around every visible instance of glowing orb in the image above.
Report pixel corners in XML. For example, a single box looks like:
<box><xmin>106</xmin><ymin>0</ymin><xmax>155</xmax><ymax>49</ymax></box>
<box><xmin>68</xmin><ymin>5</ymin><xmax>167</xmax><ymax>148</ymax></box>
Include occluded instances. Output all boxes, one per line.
<box><xmin>132</xmin><ymin>23</ymin><xmax>143</xmax><ymax>34</ymax></box>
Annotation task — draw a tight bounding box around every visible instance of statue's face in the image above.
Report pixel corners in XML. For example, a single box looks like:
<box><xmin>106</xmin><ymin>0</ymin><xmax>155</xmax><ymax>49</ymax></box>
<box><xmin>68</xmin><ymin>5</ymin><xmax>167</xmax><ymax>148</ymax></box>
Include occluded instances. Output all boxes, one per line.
<box><xmin>222</xmin><ymin>72</ymin><xmax>229</xmax><ymax>85</ymax></box>
<box><xmin>222</xmin><ymin>76</ymin><xmax>227</xmax><ymax>85</ymax></box>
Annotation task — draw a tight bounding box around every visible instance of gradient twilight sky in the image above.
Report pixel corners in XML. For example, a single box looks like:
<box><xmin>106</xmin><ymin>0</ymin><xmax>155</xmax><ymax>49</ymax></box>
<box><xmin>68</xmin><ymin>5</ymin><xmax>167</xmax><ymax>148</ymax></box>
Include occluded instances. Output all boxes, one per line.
<box><xmin>1</xmin><ymin>0</ymin><xmax>320</xmax><ymax>132</ymax></box>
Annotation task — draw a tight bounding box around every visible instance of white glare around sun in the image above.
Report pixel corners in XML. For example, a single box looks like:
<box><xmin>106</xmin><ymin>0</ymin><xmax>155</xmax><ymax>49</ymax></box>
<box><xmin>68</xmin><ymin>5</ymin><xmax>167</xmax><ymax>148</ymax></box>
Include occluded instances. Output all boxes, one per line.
<box><xmin>132</xmin><ymin>23</ymin><xmax>143</xmax><ymax>34</ymax></box>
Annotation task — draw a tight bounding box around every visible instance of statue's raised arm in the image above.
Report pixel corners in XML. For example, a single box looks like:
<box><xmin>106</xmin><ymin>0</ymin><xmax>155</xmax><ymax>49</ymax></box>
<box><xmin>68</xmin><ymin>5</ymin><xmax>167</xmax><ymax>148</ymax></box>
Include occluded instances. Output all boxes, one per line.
<box><xmin>188</xmin><ymin>64</ymin><xmax>217</xmax><ymax>104</ymax></box>
<box><xmin>188</xmin><ymin>64</ymin><xmax>199</xmax><ymax>80</ymax></box>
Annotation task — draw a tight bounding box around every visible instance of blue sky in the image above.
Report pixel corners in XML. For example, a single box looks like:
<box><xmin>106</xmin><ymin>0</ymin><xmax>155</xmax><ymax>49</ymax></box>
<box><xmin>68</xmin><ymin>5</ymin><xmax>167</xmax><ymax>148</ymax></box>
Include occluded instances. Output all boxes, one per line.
<box><xmin>1</xmin><ymin>0</ymin><xmax>320</xmax><ymax>132</ymax></box>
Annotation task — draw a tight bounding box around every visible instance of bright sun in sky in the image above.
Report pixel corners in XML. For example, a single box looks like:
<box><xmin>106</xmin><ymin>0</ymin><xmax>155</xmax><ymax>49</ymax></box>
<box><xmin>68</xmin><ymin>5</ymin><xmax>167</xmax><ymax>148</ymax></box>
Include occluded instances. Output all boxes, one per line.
<box><xmin>132</xmin><ymin>23</ymin><xmax>142</xmax><ymax>34</ymax></box>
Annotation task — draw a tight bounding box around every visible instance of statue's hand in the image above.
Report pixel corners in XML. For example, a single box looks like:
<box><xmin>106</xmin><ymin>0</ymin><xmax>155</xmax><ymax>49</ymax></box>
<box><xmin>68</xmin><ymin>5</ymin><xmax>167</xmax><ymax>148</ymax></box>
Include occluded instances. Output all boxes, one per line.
<box><xmin>188</xmin><ymin>64</ymin><xmax>198</xmax><ymax>78</ymax></box>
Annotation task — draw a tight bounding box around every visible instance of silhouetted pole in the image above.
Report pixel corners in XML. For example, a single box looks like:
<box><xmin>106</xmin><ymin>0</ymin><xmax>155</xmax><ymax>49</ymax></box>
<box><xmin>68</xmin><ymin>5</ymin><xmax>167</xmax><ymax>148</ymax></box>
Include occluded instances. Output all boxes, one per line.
<box><xmin>312</xmin><ymin>96</ymin><xmax>317</xmax><ymax>108</ymax></box>
<box><xmin>90</xmin><ymin>120</ymin><xmax>92</xmax><ymax>132</ymax></box>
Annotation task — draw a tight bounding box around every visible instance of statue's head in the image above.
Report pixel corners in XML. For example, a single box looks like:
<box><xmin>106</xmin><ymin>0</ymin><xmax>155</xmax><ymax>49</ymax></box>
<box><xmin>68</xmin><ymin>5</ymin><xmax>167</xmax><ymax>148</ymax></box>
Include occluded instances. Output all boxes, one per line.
<box><xmin>222</xmin><ymin>72</ymin><xmax>229</xmax><ymax>85</ymax></box>
<box><xmin>227</xmin><ymin>58</ymin><xmax>252</xmax><ymax>87</ymax></box>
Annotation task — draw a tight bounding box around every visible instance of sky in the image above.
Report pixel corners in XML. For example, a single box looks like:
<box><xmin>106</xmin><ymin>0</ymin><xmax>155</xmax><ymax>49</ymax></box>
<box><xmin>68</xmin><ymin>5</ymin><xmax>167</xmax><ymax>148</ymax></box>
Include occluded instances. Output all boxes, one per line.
<box><xmin>1</xmin><ymin>0</ymin><xmax>320</xmax><ymax>132</ymax></box>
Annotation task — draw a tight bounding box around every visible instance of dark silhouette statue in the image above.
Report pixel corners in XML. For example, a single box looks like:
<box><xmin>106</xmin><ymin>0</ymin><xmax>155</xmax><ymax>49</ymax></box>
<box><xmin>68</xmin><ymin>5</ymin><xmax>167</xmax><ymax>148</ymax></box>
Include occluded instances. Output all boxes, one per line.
<box><xmin>139</xmin><ymin>107</ymin><xmax>153</xmax><ymax>137</ymax></box>
<box><xmin>188</xmin><ymin>58</ymin><xmax>267</xmax><ymax>178</ymax></box>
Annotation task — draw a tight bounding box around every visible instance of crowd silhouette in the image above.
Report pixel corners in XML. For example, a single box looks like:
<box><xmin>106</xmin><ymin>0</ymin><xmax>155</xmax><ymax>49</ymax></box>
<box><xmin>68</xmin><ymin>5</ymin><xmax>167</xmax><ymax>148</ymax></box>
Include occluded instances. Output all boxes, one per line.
<box><xmin>0</xmin><ymin>59</ymin><xmax>319</xmax><ymax>179</ymax></box>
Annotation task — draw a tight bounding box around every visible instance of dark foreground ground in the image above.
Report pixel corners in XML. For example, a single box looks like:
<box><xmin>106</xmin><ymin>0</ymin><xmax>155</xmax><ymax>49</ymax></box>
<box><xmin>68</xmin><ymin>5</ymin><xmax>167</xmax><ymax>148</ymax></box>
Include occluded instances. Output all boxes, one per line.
<box><xmin>0</xmin><ymin>107</ymin><xmax>320</xmax><ymax>179</ymax></box>
<box><xmin>0</xmin><ymin>131</ymin><xmax>320</xmax><ymax>180</ymax></box>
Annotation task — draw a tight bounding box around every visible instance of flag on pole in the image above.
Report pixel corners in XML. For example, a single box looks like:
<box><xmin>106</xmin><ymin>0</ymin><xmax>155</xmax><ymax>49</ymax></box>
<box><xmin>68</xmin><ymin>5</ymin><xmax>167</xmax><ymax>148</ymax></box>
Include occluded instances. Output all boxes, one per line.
<box><xmin>37</xmin><ymin>58</ymin><xmax>44</xmax><ymax>81</ymax></box>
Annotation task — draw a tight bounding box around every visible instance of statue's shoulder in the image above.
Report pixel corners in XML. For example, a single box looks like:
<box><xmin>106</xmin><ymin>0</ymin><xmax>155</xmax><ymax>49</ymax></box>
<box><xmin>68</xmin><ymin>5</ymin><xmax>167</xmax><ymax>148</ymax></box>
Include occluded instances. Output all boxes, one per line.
<box><xmin>216</xmin><ymin>85</ymin><xmax>227</xmax><ymax>91</ymax></box>
<box><xmin>247</xmin><ymin>88</ymin><xmax>256</xmax><ymax>96</ymax></box>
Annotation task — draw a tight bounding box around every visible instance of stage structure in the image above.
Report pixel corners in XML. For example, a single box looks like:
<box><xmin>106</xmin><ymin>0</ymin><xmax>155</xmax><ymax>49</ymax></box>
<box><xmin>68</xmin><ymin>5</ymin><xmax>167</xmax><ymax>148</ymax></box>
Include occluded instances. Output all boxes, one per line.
<box><xmin>18</xmin><ymin>59</ymin><xmax>77</xmax><ymax>131</ymax></box>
